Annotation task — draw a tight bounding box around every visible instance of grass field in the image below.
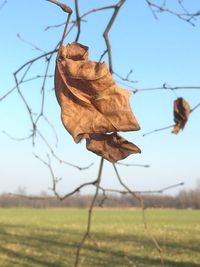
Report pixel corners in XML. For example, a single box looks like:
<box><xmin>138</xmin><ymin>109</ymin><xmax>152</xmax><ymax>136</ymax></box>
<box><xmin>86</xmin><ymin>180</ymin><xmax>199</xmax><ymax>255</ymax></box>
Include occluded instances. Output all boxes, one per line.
<box><xmin>0</xmin><ymin>208</ymin><xmax>199</xmax><ymax>267</ymax></box>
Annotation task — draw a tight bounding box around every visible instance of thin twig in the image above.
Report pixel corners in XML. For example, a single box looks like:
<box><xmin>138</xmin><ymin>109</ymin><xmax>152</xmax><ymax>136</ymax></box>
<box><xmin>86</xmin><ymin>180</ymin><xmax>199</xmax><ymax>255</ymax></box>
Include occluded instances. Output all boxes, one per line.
<box><xmin>113</xmin><ymin>163</ymin><xmax>164</xmax><ymax>264</ymax></box>
<box><xmin>113</xmin><ymin>70</ymin><xmax>137</xmax><ymax>83</ymax></box>
<box><xmin>74</xmin><ymin>0</ymin><xmax>81</xmax><ymax>41</ymax></box>
<box><xmin>17</xmin><ymin>33</ymin><xmax>46</xmax><ymax>53</ymax></box>
<box><xmin>191</xmin><ymin>102</ymin><xmax>200</xmax><ymax>113</ymax></box>
<box><xmin>43</xmin><ymin>115</ymin><xmax>59</xmax><ymax>147</ymax></box>
<box><xmin>0</xmin><ymin>86</ymin><xmax>16</xmax><ymax>101</ymax></box>
<box><xmin>131</xmin><ymin>85</ymin><xmax>200</xmax><ymax>94</ymax></box>
<box><xmin>36</xmin><ymin>130</ymin><xmax>94</xmax><ymax>170</ymax></box>
<box><xmin>57</xmin><ymin>12</ymin><xmax>72</xmax><ymax>52</ymax></box>
<box><xmin>45</xmin><ymin>22</ymin><xmax>66</xmax><ymax>31</ymax></box>
<box><xmin>117</xmin><ymin>162</ymin><xmax>150</xmax><ymax>168</ymax></box>
<box><xmin>45</xmin><ymin>4</ymin><xmax>118</xmax><ymax>32</ymax></box>
<box><xmin>2</xmin><ymin>131</ymin><xmax>34</xmax><ymax>141</ymax></box>
<box><xmin>102</xmin><ymin>0</ymin><xmax>126</xmax><ymax>73</ymax></box>
<box><xmin>146</xmin><ymin>0</ymin><xmax>200</xmax><ymax>26</ymax></box>
<box><xmin>0</xmin><ymin>73</ymin><xmax>53</xmax><ymax>101</ymax></box>
<box><xmin>143</xmin><ymin>124</ymin><xmax>174</xmax><ymax>137</ymax></box>
<box><xmin>99</xmin><ymin>182</ymin><xmax>184</xmax><ymax>195</ymax></box>
<box><xmin>7</xmin><ymin>181</ymin><xmax>184</xmax><ymax>202</ymax></box>
<box><xmin>14</xmin><ymin>49</ymin><xmax>58</xmax><ymax>77</ymax></box>
<box><xmin>35</xmin><ymin>56</ymin><xmax>52</xmax><ymax>126</ymax></box>
<box><xmin>34</xmin><ymin>154</ymin><xmax>97</xmax><ymax>200</ymax></box>
<box><xmin>13</xmin><ymin>72</ymin><xmax>36</xmax><ymax>145</ymax></box>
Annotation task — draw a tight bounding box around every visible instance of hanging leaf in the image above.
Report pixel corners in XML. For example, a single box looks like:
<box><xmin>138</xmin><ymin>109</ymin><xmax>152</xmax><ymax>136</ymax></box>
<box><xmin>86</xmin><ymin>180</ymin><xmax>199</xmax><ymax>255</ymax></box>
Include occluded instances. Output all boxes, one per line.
<box><xmin>86</xmin><ymin>133</ymin><xmax>140</xmax><ymax>163</ymax></box>
<box><xmin>172</xmin><ymin>97</ymin><xmax>191</xmax><ymax>134</ymax></box>
<box><xmin>55</xmin><ymin>42</ymin><xmax>141</xmax><ymax>162</ymax></box>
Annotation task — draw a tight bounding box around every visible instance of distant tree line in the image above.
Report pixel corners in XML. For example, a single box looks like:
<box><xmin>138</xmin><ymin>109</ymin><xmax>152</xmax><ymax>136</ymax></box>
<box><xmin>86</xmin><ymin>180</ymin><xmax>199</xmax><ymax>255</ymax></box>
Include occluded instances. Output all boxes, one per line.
<box><xmin>0</xmin><ymin>182</ymin><xmax>200</xmax><ymax>209</ymax></box>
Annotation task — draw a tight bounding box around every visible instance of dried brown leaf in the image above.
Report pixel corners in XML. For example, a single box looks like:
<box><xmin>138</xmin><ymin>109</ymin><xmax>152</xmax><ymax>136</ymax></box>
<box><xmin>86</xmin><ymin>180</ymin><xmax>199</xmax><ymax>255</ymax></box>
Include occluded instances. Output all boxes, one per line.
<box><xmin>55</xmin><ymin>42</ymin><xmax>141</xmax><ymax>162</ymax></box>
<box><xmin>172</xmin><ymin>97</ymin><xmax>191</xmax><ymax>134</ymax></box>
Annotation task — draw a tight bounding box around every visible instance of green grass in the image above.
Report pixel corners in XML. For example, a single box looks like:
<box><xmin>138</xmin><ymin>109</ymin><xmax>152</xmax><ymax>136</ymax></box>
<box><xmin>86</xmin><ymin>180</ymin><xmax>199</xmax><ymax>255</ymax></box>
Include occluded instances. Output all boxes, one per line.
<box><xmin>0</xmin><ymin>208</ymin><xmax>199</xmax><ymax>267</ymax></box>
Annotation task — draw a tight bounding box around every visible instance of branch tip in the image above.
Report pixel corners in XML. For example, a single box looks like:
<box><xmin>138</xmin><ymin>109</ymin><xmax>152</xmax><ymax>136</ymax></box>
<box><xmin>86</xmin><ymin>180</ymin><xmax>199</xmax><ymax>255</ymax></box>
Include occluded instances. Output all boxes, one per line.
<box><xmin>46</xmin><ymin>0</ymin><xmax>72</xmax><ymax>14</ymax></box>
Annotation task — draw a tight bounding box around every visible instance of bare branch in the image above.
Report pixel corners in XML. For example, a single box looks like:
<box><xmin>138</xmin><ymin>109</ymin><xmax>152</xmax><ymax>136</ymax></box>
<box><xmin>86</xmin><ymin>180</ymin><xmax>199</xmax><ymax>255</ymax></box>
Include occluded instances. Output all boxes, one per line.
<box><xmin>34</xmin><ymin>153</ymin><xmax>96</xmax><ymax>200</ymax></box>
<box><xmin>45</xmin><ymin>4</ymin><xmax>116</xmax><ymax>32</ymax></box>
<box><xmin>74</xmin><ymin>0</ymin><xmax>81</xmax><ymax>41</ymax></box>
<box><xmin>113</xmin><ymin>163</ymin><xmax>164</xmax><ymax>264</ymax></box>
<box><xmin>99</xmin><ymin>181</ymin><xmax>184</xmax><ymax>195</ymax></box>
<box><xmin>14</xmin><ymin>50</ymin><xmax>58</xmax><ymax>76</ymax></box>
<box><xmin>7</xmin><ymin>181</ymin><xmax>184</xmax><ymax>203</ymax></box>
<box><xmin>13</xmin><ymin>72</ymin><xmax>36</xmax><ymax>145</ymax></box>
<box><xmin>148</xmin><ymin>182</ymin><xmax>184</xmax><ymax>194</ymax></box>
<box><xmin>58</xmin><ymin>12</ymin><xmax>72</xmax><ymax>51</ymax></box>
<box><xmin>146</xmin><ymin>0</ymin><xmax>200</xmax><ymax>26</ymax></box>
<box><xmin>113</xmin><ymin>70</ymin><xmax>138</xmax><ymax>83</ymax></box>
<box><xmin>103</xmin><ymin>0</ymin><xmax>126</xmax><ymax>73</ymax></box>
<box><xmin>74</xmin><ymin>157</ymin><xmax>104</xmax><ymax>267</ymax></box>
<box><xmin>131</xmin><ymin>84</ymin><xmax>200</xmax><ymax>94</ymax></box>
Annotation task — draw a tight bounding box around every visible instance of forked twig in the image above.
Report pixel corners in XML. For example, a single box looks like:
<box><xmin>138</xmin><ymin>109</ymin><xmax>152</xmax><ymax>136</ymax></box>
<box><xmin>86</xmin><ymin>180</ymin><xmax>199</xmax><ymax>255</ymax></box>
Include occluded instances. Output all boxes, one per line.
<box><xmin>146</xmin><ymin>0</ymin><xmax>200</xmax><ymax>26</ymax></box>
<box><xmin>36</xmin><ymin>130</ymin><xmax>94</xmax><ymax>170</ymax></box>
<box><xmin>34</xmin><ymin>153</ymin><xmax>96</xmax><ymax>200</ymax></box>
<box><xmin>114</xmin><ymin>70</ymin><xmax>138</xmax><ymax>83</ymax></box>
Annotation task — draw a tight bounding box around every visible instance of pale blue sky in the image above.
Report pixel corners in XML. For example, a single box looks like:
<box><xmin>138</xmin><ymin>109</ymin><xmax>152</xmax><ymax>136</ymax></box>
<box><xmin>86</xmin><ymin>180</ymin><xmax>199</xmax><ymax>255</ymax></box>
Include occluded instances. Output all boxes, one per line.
<box><xmin>0</xmin><ymin>0</ymin><xmax>200</xmax><ymax>195</ymax></box>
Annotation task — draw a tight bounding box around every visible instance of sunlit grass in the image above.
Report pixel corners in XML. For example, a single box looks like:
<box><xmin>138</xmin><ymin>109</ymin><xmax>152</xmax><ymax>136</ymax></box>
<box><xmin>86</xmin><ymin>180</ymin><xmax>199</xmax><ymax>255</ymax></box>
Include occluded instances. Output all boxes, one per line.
<box><xmin>0</xmin><ymin>208</ymin><xmax>199</xmax><ymax>266</ymax></box>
